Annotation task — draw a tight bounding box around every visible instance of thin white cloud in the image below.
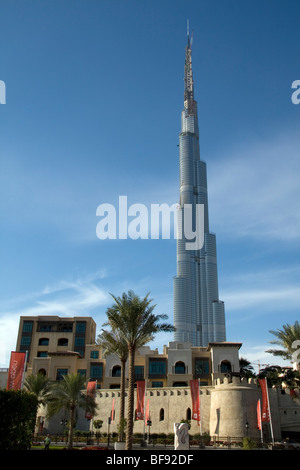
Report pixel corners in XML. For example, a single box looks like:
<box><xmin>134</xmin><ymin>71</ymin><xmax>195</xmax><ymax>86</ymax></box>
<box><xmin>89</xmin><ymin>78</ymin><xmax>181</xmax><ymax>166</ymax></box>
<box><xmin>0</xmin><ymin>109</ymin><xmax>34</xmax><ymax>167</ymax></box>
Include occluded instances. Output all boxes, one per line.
<box><xmin>0</xmin><ymin>314</ymin><xmax>21</xmax><ymax>367</ymax></box>
<box><xmin>222</xmin><ymin>263</ymin><xmax>300</xmax><ymax>313</ymax></box>
<box><xmin>41</xmin><ymin>269</ymin><xmax>107</xmax><ymax>295</ymax></box>
<box><xmin>239</xmin><ymin>342</ymin><xmax>291</xmax><ymax>372</ymax></box>
<box><xmin>208</xmin><ymin>129</ymin><xmax>300</xmax><ymax>241</ymax></box>
<box><xmin>223</xmin><ymin>286</ymin><xmax>300</xmax><ymax>312</ymax></box>
<box><xmin>0</xmin><ymin>271</ymin><xmax>111</xmax><ymax>367</ymax></box>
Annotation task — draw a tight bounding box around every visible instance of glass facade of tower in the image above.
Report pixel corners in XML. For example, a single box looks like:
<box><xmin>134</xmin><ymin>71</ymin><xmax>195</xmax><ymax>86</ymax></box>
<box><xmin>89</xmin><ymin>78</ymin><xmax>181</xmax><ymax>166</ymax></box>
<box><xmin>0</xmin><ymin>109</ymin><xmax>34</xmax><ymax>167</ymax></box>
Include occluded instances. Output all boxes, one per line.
<box><xmin>173</xmin><ymin>33</ymin><xmax>226</xmax><ymax>347</ymax></box>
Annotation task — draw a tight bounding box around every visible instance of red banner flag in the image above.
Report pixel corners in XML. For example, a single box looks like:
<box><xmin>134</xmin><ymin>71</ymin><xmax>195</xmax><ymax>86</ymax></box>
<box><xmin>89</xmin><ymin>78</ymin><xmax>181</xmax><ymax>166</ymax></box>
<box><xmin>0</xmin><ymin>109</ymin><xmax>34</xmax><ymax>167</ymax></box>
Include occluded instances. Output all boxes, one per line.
<box><xmin>258</xmin><ymin>378</ymin><xmax>270</xmax><ymax>422</ymax></box>
<box><xmin>111</xmin><ymin>398</ymin><xmax>115</xmax><ymax>423</ymax></box>
<box><xmin>145</xmin><ymin>398</ymin><xmax>150</xmax><ymax>422</ymax></box>
<box><xmin>86</xmin><ymin>380</ymin><xmax>96</xmax><ymax>397</ymax></box>
<box><xmin>6</xmin><ymin>352</ymin><xmax>26</xmax><ymax>390</ymax></box>
<box><xmin>190</xmin><ymin>379</ymin><xmax>200</xmax><ymax>424</ymax></box>
<box><xmin>85</xmin><ymin>380</ymin><xmax>96</xmax><ymax>420</ymax></box>
<box><xmin>136</xmin><ymin>380</ymin><xmax>146</xmax><ymax>420</ymax></box>
<box><xmin>257</xmin><ymin>399</ymin><xmax>262</xmax><ymax>430</ymax></box>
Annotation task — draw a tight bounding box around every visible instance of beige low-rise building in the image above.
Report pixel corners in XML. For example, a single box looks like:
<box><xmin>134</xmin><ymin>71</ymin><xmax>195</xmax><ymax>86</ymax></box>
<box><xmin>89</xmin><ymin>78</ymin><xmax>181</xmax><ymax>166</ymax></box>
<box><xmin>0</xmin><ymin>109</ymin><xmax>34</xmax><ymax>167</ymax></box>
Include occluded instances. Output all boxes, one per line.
<box><xmin>15</xmin><ymin>316</ymin><xmax>242</xmax><ymax>388</ymax></box>
<box><xmin>2</xmin><ymin>315</ymin><xmax>299</xmax><ymax>443</ymax></box>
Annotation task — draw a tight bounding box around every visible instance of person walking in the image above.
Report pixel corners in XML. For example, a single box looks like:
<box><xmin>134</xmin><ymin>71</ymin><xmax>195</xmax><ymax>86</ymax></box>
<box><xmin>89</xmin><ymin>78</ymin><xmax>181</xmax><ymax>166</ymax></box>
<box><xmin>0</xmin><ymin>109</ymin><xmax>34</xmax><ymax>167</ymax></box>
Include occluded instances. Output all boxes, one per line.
<box><xmin>44</xmin><ymin>434</ymin><xmax>51</xmax><ymax>450</ymax></box>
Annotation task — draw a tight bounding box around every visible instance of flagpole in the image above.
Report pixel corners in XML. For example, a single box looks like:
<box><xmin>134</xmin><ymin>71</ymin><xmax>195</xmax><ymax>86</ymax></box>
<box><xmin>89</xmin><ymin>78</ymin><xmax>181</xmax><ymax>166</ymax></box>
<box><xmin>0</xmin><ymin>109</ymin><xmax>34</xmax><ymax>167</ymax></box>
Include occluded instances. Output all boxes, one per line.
<box><xmin>198</xmin><ymin>378</ymin><xmax>202</xmax><ymax>437</ymax></box>
<box><xmin>92</xmin><ymin>380</ymin><xmax>97</xmax><ymax>432</ymax></box>
<box><xmin>257</xmin><ymin>399</ymin><xmax>263</xmax><ymax>443</ymax></box>
<box><xmin>143</xmin><ymin>380</ymin><xmax>147</xmax><ymax>445</ymax></box>
<box><xmin>259</xmin><ymin>400</ymin><xmax>263</xmax><ymax>444</ymax></box>
<box><xmin>111</xmin><ymin>398</ymin><xmax>115</xmax><ymax>423</ymax></box>
<box><xmin>265</xmin><ymin>377</ymin><xmax>274</xmax><ymax>445</ymax></box>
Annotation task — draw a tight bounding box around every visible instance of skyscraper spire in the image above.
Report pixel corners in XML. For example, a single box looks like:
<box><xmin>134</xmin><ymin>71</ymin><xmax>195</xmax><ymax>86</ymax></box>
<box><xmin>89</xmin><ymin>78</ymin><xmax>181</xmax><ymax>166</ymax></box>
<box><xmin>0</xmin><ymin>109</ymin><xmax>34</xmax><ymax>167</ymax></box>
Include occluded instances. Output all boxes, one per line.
<box><xmin>184</xmin><ymin>20</ymin><xmax>194</xmax><ymax>116</ymax></box>
<box><xmin>173</xmin><ymin>27</ymin><xmax>226</xmax><ymax>347</ymax></box>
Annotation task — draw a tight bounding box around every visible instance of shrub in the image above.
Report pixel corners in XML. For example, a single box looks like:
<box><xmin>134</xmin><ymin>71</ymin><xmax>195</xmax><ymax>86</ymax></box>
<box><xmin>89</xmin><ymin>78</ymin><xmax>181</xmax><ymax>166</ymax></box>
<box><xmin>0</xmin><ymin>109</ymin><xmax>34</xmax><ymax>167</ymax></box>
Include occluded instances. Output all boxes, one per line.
<box><xmin>201</xmin><ymin>432</ymin><xmax>211</xmax><ymax>445</ymax></box>
<box><xmin>0</xmin><ymin>389</ymin><xmax>38</xmax><ymax>450</ymax></box>
<box><xmin>242</xmin><ymin>437</ymin><xmax>256</xmax><ymax>450</ymax></box>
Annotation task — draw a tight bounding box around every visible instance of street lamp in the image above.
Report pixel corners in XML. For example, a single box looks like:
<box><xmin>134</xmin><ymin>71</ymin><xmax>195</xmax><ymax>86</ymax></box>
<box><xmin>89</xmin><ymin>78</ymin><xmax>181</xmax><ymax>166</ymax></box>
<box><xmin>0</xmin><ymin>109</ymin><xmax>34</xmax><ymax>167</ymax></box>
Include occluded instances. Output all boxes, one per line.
<box><xmin>245</xmin><ymin>421</ymin><xmax>249</xmax><ymax>437</ymax></box>
<box><xmin>60</xmin><ymin>418</ymin><xmax>68</xmax><ymax>442</ymax></box>
<box><xmin>147</xmin><ymin>419</ymin><xmax>152</xmax><ymax>445</ymax></box>
<box><xmin>107</xmin><ymin>417</ymin><xmax>111</xmax><ymax>449</ymax></box>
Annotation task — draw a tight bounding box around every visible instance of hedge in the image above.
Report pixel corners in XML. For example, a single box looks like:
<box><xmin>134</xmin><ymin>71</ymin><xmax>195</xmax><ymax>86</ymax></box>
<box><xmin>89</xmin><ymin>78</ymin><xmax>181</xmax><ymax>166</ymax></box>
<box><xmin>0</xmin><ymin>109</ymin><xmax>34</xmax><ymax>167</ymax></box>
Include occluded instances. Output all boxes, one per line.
<box><xmin>0</xmin><ymin>389</ymin><xmax>38</xmax><ymax>450</ymax></box>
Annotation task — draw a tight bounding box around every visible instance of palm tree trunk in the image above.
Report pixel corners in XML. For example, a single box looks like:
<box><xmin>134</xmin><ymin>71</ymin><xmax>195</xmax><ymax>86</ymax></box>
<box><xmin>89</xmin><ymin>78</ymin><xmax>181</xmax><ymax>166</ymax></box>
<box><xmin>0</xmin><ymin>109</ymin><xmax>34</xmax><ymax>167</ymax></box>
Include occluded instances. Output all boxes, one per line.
<box><xmin>126</xmin><ymin>345</ymin><xmax>135</xmax><ymax>450</ymax></box>
<box><xmin>68</xmin><ymin>405</ymin><xmax>75</xmax><ymax>450</ymax></box>
<box><xmin>119</xmin><ymin>358</ymin><xmax>126</xmax><ymax>442</ymax></box>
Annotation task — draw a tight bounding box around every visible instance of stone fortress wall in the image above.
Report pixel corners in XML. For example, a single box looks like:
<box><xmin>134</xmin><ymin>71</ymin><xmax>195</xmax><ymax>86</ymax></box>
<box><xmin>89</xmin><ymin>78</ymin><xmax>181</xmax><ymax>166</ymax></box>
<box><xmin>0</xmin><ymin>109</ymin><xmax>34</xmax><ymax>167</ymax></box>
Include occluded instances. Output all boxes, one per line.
<box><xmin>90</xmin><ymin>376</ymin><xmax>300</xmax><ymax>441</ymax></box>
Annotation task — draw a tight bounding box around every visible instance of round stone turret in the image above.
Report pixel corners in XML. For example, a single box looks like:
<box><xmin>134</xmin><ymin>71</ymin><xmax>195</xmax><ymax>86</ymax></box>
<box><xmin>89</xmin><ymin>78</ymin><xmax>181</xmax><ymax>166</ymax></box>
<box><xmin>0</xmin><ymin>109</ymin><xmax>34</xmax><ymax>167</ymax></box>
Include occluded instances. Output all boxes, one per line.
<box><xmin>210</xmin><ymin>376</ymin><xmax>260</xmax><ymax>439</ymax></box>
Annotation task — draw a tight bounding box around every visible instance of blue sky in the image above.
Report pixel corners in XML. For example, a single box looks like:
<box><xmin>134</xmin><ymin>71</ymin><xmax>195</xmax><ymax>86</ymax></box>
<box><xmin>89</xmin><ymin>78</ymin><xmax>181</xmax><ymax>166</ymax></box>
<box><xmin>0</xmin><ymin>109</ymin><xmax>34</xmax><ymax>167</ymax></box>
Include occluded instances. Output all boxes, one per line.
<box><xmin>1</xmin><ymin>0</ymin><xmax>300</xmax><ymax>371</ymax></box>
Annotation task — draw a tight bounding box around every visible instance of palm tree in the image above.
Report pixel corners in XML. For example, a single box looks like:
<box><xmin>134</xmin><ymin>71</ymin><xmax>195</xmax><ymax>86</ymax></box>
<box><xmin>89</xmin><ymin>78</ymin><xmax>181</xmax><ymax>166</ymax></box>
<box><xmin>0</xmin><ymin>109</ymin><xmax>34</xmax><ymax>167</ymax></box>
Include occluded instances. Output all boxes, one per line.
<box><xmin>23</xmin><ymin>373</ymin><xmax>53</xmax><ymax>406</ymax></box>
<box><xmin>266</xmin><ymin>321</ymin><xmax>300</xmax><ymax>362</ymax></box>
<box><xmin>23</xmin><ymin>372</ymin><xmax>53</xmax><ymax>437</ymax></box>
<box><xmin>105</xmin><ymin>290</ymin><xmax>174</xmax><ymax>450</ymax></box>
<box><xmin>239</xmin><ymin>357</ymin><xmax>255</xmax><ymax>378</ymax></box>
<box><xmin>97</xmin><ymin>329</ymin><xmax>128</xmax><ymax>442</ymax></box>
<box><xmin>47</xmin><ymin>373</ymin><xmax>97</xmax><ymax>450</ymax></box>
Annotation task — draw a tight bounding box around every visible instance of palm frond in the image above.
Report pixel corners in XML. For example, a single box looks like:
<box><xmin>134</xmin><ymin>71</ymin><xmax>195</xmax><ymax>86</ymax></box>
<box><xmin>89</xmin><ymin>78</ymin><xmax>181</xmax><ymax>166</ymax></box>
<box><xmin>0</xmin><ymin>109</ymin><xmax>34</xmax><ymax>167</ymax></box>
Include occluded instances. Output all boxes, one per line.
<box><xmin>266</xmin><ymin>321</ymin><xmax>300</xmax><ymax>361</ymax></box>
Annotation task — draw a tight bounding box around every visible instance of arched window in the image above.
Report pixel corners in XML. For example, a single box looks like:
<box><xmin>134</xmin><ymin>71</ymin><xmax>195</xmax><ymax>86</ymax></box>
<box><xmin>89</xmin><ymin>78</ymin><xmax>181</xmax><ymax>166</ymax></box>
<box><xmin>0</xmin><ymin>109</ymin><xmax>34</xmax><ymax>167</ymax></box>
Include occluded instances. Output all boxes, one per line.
<box><xmin>38</xmin><ymin>368</ymin><xmax>47</xmax><ymax>376</ymax></box>
<box><xmin>220</xmin><ymin>360</ymin><xmax>232</xmax><ymax>373</ymax></box>
<box><xmin>174</xmin><ymin>361</ymin><xmax>186</xmax><ymax>374</ymax></box>
<box><xmin>159</xmin><ymin>408</ymin><xmax>164</xmax><ymax>421</ymax></box>
<box><xmin>112</xmin><ymin>365</ymin><xmax>121</xmax><ymax>377</ymax></box>
<box><xmin>186</xmin><ymin>408</ymin><xmax>191</xmax><ymax>420</ymax></box>
<box><xmin>58</xmin><ymin>338</ymin><xmax>68</xmax><ymax>346</ymax></box>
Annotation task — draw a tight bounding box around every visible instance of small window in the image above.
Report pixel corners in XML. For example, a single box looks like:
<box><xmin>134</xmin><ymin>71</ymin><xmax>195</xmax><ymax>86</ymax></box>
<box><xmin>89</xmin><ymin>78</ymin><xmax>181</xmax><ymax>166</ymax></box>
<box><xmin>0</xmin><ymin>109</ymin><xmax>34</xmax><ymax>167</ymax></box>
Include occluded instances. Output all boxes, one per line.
<box><xmin>173</xmin><ymin>382</ymin><xmax>188</xmax><ymax>387</ymax></box>
<box><xmin>56</xmin><ymin>369</ymin><xmax>68</xmax><ymax>381</ymax></box>
<box><xmin>58</xmin><ymin>323</ymin><xmax>72</xmax><ymax>332</ymax></box>
<box><xmin>90</xmin><ymin>364</ymin><xmax>103</xmax><ymax>379</ymax></box>
<box><xmin>39</xmin><ymin>338</ymin><xmax>49</xmax><ymax>346</ymax></box>
<box><xmin>159</xmin><ymin>408</ymin><xmax>165</xmax><ymax>421</ymax></box>
<box><xmin>134</xmin><ymin>366</ymin><xmax>144</xmax><ymax>380</ymax></box>
<box><xmin>58</xmin><ymin>338</ymin><xmax>68</xmax><ymax>346</ymax></box>
<box><xmin>195</xmin><ymin>358</ymin><xmax>209</xmax><ymax>378</ymax></box>
<box><xmin>76</xmin><ymin>322</ymin><xmax>86</xmax><ymax>333</ymax></box>
<box><xmin>39</xmin><ymin>324</ymin><xmax>52</xmax><ymax>332</ymax></box>
<box><xmin>22</xmin><ymin>322</ymin><xmax>33</xmax><ymax>332</ymax></box>
<box><xmin>220</xmin><ymin>360</ymin><xmax>231</xmax><ymax>373</ymax></box>
<box><xmin>21</xmin><ymin>336</ymin><xmax>31</xmax><ymax>346</ymax></box>
<box><xmin>112</xmin><ymin>365</ymin><xmax>121</xmax><ymax>377</ymax></box>
<box><xmin>75</xmin><ymin>337</ymin><xmax>85</xmax><ymax>346</ymax></box>
<box><xmin>149</xmin><ymin>359</ymin><xmax>166</xmax><ymax>378</ymax></box>
<box><xmin>175</xmin><ymin>361</ymin><xmax>186</xmax><ymax>374</ymax></box>
<box><xmin>90</xmin><ymin>350</ymin><xmax>99</xmax><ymax>359</ymax></box>
<box><xmin>152</xmin><ymin>381</ymin><xmax>163</xmax><ymax>387</ymax></box>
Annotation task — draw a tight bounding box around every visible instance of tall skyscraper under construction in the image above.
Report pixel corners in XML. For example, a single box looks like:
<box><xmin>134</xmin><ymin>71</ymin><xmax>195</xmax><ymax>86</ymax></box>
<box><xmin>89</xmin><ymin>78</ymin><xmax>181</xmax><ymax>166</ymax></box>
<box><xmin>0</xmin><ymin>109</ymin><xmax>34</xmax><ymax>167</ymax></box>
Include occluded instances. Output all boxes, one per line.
<box><xmin>173</xmin><ymin>27</ymin><xmax>226</xmax><ymax>346</ymax></box>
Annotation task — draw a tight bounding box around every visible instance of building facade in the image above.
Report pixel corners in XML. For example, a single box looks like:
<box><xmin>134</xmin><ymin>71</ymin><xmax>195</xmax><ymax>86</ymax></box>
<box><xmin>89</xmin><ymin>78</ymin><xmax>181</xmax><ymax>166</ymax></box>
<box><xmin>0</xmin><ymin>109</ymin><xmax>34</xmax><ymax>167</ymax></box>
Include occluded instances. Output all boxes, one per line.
<box><xmin>14</xmin><ymin>316</ymin><xmax>240</xmax><ymax>388</ymax></box>
<box><xmin>16</xmin><ymin>315</ymin><xmax>100</xmax><ymax>381</ymax></box>
<box><xmin>5</xmin><ymin>315</ymin><xmax>299</xmax><ymax>441</ymax></box>
<box><xmin>173</xmin><ymin>29</ymin><xmax>226</xmax><ymax>346</ymax></box>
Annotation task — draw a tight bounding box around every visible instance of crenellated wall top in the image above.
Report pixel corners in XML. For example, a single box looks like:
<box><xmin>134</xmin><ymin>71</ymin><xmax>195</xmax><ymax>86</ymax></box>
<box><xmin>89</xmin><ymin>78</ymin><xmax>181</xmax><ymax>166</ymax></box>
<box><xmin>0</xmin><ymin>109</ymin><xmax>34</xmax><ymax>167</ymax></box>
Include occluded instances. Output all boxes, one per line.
<box><xmin>214</xmin><ymin>376</ymin><xmax>258</xmax><ymax>388</ymax></box>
